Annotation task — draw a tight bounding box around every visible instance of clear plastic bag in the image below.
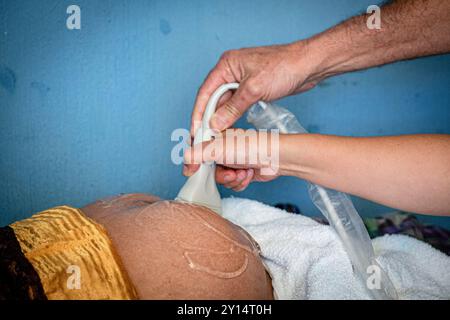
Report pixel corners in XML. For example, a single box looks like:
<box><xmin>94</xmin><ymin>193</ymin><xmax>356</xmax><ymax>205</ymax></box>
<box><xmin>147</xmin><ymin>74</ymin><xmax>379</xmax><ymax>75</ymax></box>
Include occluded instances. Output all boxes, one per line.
<box><xmin>247</xmin><ymin>101</ymin><xmax>398</xmax><ymax>300</ymax></box>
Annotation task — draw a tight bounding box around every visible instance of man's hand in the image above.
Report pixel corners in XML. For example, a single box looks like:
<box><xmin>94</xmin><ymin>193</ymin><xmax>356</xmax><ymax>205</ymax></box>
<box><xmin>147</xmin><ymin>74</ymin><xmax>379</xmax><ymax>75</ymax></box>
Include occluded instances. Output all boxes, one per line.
<box><xmin>190</xmin><ymin>42</ymin><xmax>322</xmax><ymax>135</ymax></box>
<box><xmin>191</xmin><ymin>0</ymin><xmax>450</xmax><ymax>138</ymax></box>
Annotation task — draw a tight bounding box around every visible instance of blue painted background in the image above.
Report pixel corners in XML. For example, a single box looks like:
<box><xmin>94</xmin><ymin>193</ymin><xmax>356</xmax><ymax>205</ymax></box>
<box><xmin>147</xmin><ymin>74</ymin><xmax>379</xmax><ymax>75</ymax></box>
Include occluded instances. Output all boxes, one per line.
<box><xmin>1</xmin><ymin>0</ymin><xmax>449</xmax><ymax>227</ymax></box>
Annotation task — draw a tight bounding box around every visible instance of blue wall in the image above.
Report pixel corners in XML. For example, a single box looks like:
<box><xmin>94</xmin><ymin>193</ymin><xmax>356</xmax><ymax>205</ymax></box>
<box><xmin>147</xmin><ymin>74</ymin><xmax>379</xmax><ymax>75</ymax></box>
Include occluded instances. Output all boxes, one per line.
<box><xmin>1</xmin><ymin>0</ymin><xmax>449</xmax><ymax>227</ymax></box>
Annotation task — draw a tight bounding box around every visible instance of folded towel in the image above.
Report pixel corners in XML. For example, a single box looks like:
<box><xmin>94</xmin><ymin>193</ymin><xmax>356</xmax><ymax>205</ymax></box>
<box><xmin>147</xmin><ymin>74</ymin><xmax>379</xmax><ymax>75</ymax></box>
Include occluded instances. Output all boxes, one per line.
<box><xmin>222</xmin><ymin>197</ymin><xmax>450</xmax><ymax>300</ymax></box>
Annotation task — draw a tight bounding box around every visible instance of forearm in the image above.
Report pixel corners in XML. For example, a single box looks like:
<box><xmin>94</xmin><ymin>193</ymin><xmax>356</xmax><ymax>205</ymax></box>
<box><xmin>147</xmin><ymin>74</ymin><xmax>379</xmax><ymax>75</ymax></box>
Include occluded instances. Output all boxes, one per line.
<box><xmin>280</xmin><ymin>134</ymin><xmax>450</xmax><ymax>216</ymax></box>
<box><xmin>302</xmin><ymin>0</ymin><xmax>450</xmax><ymax>81</ymax></box>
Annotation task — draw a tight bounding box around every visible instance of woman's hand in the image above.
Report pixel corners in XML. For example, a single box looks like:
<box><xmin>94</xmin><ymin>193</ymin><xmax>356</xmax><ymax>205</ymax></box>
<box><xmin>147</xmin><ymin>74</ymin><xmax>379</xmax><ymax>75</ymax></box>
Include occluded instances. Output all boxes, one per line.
<box><xmin>190</xmin><ymin>41</ymin><xmax>323</xmax><ymax>136</ymax></box>
<box><xmin>184</xmin><ymin>129</ymin><xmax>282</xmax><ymax>191</ymax></box>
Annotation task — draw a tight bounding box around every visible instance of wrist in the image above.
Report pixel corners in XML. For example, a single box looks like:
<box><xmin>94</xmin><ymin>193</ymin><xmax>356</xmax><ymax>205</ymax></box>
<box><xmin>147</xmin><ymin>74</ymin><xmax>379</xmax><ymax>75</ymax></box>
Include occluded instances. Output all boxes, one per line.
<box><xmin>285</xmin><ymin>38</ymin><xmax>345</xmax><ymax>87</ymax></box>
<box><xmin>304</xmin><ymin>33</ymin><xmax>352</xmax><ymax>81</ymax></box>
<box><xmin>278</xmin><ymin>134</ymin><xmax>309</xmax><ymax>177</ymax></box>
<box><xmin>295</xmin><ymin>15</ymin><xmax>371</xmax><ymax>82</ymax></box>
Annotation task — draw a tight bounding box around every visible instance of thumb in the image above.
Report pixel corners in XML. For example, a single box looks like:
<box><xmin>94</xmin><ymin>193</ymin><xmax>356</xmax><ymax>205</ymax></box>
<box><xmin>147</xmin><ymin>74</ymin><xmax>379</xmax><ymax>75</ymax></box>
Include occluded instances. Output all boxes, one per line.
<box><xmin>210</xmin><ymin>80</ymin><xmax>261</xmax><ymax>131</ymax></box>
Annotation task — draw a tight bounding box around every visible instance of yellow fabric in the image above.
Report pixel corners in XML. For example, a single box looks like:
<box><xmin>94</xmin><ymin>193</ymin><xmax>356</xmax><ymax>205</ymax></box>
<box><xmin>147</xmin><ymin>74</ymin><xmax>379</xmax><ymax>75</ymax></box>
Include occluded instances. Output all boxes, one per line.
<box><xmin>10</xmin><ymin>206</ymin><xmax>138</xmax><ymax>300</ymax></box>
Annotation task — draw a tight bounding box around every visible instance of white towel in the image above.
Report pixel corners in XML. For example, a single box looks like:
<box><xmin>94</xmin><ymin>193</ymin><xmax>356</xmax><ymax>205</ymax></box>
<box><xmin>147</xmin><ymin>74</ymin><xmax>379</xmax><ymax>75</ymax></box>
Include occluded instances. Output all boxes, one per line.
<box><xmin>222</xmin><ymin>197</ymin><xmax>450</xmax><ymax>300</ymax></box>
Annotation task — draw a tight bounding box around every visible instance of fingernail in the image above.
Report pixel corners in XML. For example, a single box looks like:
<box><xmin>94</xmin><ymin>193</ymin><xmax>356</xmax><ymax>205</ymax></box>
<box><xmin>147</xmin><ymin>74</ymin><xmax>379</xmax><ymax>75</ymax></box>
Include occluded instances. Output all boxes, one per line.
<box><xmin>211</xmin><ymin>114</ymin><xmax>226</xmax><ymax>131</ymax></box>
<box><xmin>224</xmin><ymin>174</ymin><xmax>233</xmax><ymax>182</ymax></box>
<box><xmin>237</xmin><ymin>171</ymin><xmax>247</xmax><ymax>181</ymax></box>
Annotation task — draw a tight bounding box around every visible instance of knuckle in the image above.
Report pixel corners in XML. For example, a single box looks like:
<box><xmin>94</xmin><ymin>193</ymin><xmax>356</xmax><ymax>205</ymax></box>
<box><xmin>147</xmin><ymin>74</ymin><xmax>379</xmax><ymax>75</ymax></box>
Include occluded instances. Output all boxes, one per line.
<box><xmin>244</xmin><ymin>79</ymin><xmax>263</xmax><ymax>98</ymax></box>
<box><xmin>223</xmin><ymin>101</ymin><xmax>242</xmax><ymax>118</ymax></box>
<box><xmin>196</xmin><ymin>85</ymin><xmax>207</xmax><ymax>98</ymax></box>
<box><xmin>183</xmin><ymin>148</ymin><xmax>192</xmax><ymax>164</ymax></box>
<box><xmin>220</xmin><ymin>51</ymin><xmax>230</xmax><ymax>61</ymax></box>
<box><xmin>221</xmin><ymin>49</ymin><xmax>236</xmax><ymax>60</ymax></box>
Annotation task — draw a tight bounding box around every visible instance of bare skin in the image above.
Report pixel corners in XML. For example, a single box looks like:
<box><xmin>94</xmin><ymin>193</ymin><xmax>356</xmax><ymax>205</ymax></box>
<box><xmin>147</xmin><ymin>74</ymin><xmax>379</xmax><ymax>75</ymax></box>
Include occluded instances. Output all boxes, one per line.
<box><xmin>185</xmin><ymin>0</ymin><xmax>450</xmax><ymax>216</ymax></box>
<box><xmin>190</xmin><ymin>0</ymin><xmax>450</xmax><ymax>134</ymax></box>
<box><xmin>185</xmin><ymin>131</ymin><xmax>450</xmax><ymax>216</ymax></box>
<box><xmin>81</xmin><ymin>193</ymin><xmax>273</xmax><ymax>300</ymax></box>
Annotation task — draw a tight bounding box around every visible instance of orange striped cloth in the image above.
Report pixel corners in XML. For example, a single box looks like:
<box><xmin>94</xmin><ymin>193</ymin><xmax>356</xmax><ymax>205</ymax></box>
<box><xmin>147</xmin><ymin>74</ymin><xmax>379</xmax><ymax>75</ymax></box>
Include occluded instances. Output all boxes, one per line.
<box><xmin>10</xmin><ymin>206</ymin><xmax>138</xmax><ymax>300</ymax></box>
